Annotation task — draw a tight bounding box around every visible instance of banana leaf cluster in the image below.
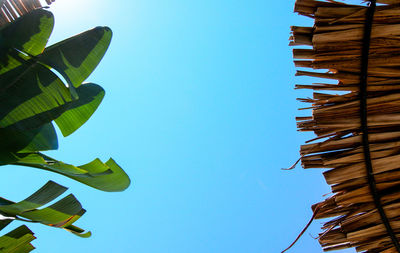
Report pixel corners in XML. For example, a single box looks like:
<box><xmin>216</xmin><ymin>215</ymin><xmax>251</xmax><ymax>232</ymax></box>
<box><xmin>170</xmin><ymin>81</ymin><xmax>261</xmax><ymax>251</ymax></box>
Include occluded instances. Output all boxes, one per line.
<box><xmin>0</xmin><ymin>8</ymin><xmax>130</xmax><ymax>252</ymax></box>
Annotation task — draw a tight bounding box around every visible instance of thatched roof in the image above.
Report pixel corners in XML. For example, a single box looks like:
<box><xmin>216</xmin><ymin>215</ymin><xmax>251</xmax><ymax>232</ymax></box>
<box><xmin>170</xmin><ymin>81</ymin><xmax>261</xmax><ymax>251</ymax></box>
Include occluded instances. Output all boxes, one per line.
<box><xmin>0</xmin><ymin>0</ymin><xmax>54</xmax><ymax>25</ymax></box>
<box><xmin>291</xmin><ymin>0</ymin><xmax>400</xmax><ymax>252</ymax></box>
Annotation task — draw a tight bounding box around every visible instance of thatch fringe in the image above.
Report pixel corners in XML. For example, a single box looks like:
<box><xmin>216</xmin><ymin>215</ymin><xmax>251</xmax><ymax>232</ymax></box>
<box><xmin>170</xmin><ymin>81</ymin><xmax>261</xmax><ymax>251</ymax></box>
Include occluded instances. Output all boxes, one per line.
<box><xmin>292</xmin><ymin>0</ymin><xmax>400</xmax><ymax>252</ymax></box>
<box><xmin>0</xmin><ymin>0</ymin><xmax>55</xmax><ymax>26</ymax></box>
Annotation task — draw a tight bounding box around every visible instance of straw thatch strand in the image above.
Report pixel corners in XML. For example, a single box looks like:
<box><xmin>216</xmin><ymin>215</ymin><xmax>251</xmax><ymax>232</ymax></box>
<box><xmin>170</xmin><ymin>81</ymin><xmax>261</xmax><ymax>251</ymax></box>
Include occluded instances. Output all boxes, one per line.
<box><xmin>290</xmin><ymin>0</ymin><xmax>400</xmax><ymax>252</ymax></box>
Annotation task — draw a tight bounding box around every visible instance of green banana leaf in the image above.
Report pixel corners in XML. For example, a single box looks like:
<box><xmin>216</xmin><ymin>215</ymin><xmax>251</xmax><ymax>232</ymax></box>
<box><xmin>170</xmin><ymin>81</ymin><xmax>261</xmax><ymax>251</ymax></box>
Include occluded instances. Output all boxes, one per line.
<box><xmin>39</xmin><ymin>26</ymin><xmax>112</xmax><ymax>88</ymax></box>
<box><xmin>0</xmin><ymin>62</ymin><xmax>73</xmax><ymax>130</ymax></box>
<box><xmin>0</xmin><ymin>220</ymin><xmax>12</xmax><ymax>231</ymax></box>
<box><xmin>0</xmin><ymin>123</ymin><xmax>58</xmax><ymax>152</ymax></box>
<box><xmin>0</xmin><ymin>180</ymin><xmax>67</xmax><ymax>214</ymax></box>
<box><xmin>0</xmin><ymin>81</ymin><xmax>103</xmax><ymax>152</ymax></box>
<box><xmin>0</xmin><ymin>60</ymin><xmax>105</xmax><ymax>144</ymax></box>
<box><xmin>0</xmin><ymin>2</ymin><xmax>130</xmax><ymax>197</ymax></box>
<box><xmin>0</xmin><ymin>152</ymin><xmax>130</xmax><ymax>192</ymax></box>
<box><xmin>0</xmin><ymin>68</ymin><xmax>105</xmax><ymax>149</ymax></box>
<box><xmin>0</xmin><ymin>226</ymin><xmax>35</xmax><ymax>253</ymax></box>
<box><xmin>0</xmin><ymin>9</ymin><xmax>113</xmax><ymax>142</ymax></box>
<box><xmin>0</xmin><ymin>15</ymin><xmax>110</xmax><ymax>139</ymax></box>
<box><xmin>54</xmin><ymin>83</ymin><xmax>105</xmax><ymax>137</ymax></box>
<box><xmin>0</xmin><ymin>152</ymin><xmax>45</xmax><ymax>166</ymax></box>
<box><xmin>0</xmin><ymin>181</ymin><xmax>90</xmax><ymax>238</ymax></box>
<box><xmin>13</xmin><ymin>153</ymin><xmax>130</xmax><ymax>192</ymax></box>
<box><xmin>0</xmin><ymin>9</ymin><xmax>53</xmax><ymax>78</ymax></box>
<box><xmin>0</xmin><ymin>5</ymin><xmax>130</xmax><ymax>252</ymax></box>
<box><xmin>16</xmin><ymin>123</ymin><xmax>58</xmax><ymax>152</ymax></box>
<box><xmin>0</xmin><ymin>9</ymin><xmax>53</xmax><ymax>56</ymax></box>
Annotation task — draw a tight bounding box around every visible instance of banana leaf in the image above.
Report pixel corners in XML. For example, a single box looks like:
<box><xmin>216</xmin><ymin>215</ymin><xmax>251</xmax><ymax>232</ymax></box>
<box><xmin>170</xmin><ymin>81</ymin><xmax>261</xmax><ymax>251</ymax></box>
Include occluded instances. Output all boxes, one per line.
<box><xmin>0</xmin><ymin>8</ymin><xmax>114</xmax><ymax>143</ymax></box>
<box><xmin>0</xmin><ymin>9</ymin><xmax>53</xmax><ymax>57</ymax></box>
<box><xmin>0</xmin><ymin>62</ymin><xmax>73</xmax><ymax>130</ymax></box>
<box><xmin>0</xmin><ymin>226</ymin><xmax>35</xmax><ymax>253</ymax></box>
<box><xmin>0</xmin><ymin>9</ymin><xmax>53</xmax><ymax>77</ymax></box>
<box><xmin>39</xmin><ymin>26</ymin><xmax>112</xmax><ymax>88</ymax></box>
<box><xmin>0</xmin><ymin>10</ymin><xmax>110</xmax><ymax>89</ymax></box>
<box><xmin>0</xmin><ymin>81</ymin><xmax>104</xmax><ymax>153</ymax></box>
<box><xmin>0</xmin><ymin>123</ymin><xmax>58</xmax><ymax>152</ymax></box>
<box><xmin>13</xmin><ymin>153</ymin><xmax>130</xmax><ymax>192</ymax></box>
<box><xmin>54</xmin><ymin>83</ymin><xmax>105</xmax><ymax>137</ymax></box>
<box><xmin>0</xmin><ymin>5</ymin><xmax>130</xmax><ymax>252</ymax></box>
<box><xmin>0</xmin><ymin>12</ymin><xmax>109</xmax><ymax>138</ymax></box>
<box><xmin>0</xmin><ymin>181</ymin><xmax>90</xmax><ymax>238</ymax></box>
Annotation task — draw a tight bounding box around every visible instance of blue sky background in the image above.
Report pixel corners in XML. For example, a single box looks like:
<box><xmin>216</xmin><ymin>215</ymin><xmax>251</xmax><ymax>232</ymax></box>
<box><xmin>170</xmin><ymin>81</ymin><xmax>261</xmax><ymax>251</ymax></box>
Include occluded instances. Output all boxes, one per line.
<box><xmin>0</xmin><ymin>0</ymin><xmax>356</xmax><ymax>252</ymax></box>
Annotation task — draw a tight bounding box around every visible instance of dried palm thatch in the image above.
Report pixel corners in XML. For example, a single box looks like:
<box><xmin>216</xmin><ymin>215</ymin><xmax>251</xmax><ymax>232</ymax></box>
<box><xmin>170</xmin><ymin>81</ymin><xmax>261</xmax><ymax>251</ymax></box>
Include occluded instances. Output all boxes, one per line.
<box><xmin>290</xmin><ymin>0</ymin><xmax>400</xmax><ymax>252</ymax></box>
<box><xmin>0</xmin><ymin>0</ymin><xmax>55</xmax><ymax>25</ymax></box>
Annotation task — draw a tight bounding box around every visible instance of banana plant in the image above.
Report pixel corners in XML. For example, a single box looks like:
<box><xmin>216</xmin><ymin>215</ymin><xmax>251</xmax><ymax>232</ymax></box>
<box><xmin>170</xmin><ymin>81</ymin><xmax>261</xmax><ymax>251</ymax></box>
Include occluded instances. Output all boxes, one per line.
<box><xmin>0</xmin><ymin>7</ymin><xmax>131</xmax><ymax>252</ymax></box>
<box><xmin>0</xmin><ymin>9</ymin><xmax>130</xmax><ymax>191</ymax></box>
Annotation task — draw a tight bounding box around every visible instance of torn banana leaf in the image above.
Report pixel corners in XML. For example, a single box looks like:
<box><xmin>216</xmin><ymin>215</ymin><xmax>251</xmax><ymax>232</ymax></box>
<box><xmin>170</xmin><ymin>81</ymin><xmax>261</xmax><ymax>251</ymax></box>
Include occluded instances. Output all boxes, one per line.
<box><xmin>0</xmin><ymin>181</ymin><xmax>90</xmax><ymax>238</ymax></box>
<box><xmin>4</xmin><ymin>153</ymin><xmax>130</xmax><ymax>192</ymax></box>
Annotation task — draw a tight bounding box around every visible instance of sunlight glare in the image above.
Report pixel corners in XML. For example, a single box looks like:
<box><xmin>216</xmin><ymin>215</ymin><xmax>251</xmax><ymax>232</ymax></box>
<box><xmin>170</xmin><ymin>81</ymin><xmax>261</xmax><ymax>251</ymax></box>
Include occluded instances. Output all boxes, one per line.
<box><xmin>43</xmin><ymin>0</ymin><xmax>107</xmax><ymax>25</ymax></box>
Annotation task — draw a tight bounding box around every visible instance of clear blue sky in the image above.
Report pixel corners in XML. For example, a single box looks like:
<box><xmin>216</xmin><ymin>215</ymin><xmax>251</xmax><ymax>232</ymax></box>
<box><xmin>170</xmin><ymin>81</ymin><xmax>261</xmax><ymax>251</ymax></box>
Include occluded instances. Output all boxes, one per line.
<box><xmin>0</xmin><ymin>0</ymin><xmax>355</xmax><ymax>252</ymax></box>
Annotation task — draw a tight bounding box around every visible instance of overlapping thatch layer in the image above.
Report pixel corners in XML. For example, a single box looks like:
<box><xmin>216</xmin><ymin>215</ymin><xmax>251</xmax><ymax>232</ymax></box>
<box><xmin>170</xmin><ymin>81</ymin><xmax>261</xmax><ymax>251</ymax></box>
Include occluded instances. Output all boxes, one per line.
<box><xmin>292</xmin><ymin>0</ymin><xmax>400</xmax><ymax>252</ymax></box>
<box><xmin>0</xmin><ymin>0</ymin><xmax>55</xmax><ymax>25</ymax></box>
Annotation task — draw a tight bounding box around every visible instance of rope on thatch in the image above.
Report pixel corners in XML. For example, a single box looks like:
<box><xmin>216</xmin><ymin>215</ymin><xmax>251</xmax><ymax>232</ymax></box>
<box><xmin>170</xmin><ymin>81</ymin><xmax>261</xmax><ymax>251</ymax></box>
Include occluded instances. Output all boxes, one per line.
<box><xmin>359</xmin><ymin>0</ymin><xmax>400</xmax><ymax>252</ymax></box>
<box><xmin>289</xmin><ymin>0</ymin><xmax>400</xmax><ymax>252</ymax></box>
<box><xmin>0</xmin><ymin>0</ymin><xmax>55</xmax><ymax>26</ymax></box>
